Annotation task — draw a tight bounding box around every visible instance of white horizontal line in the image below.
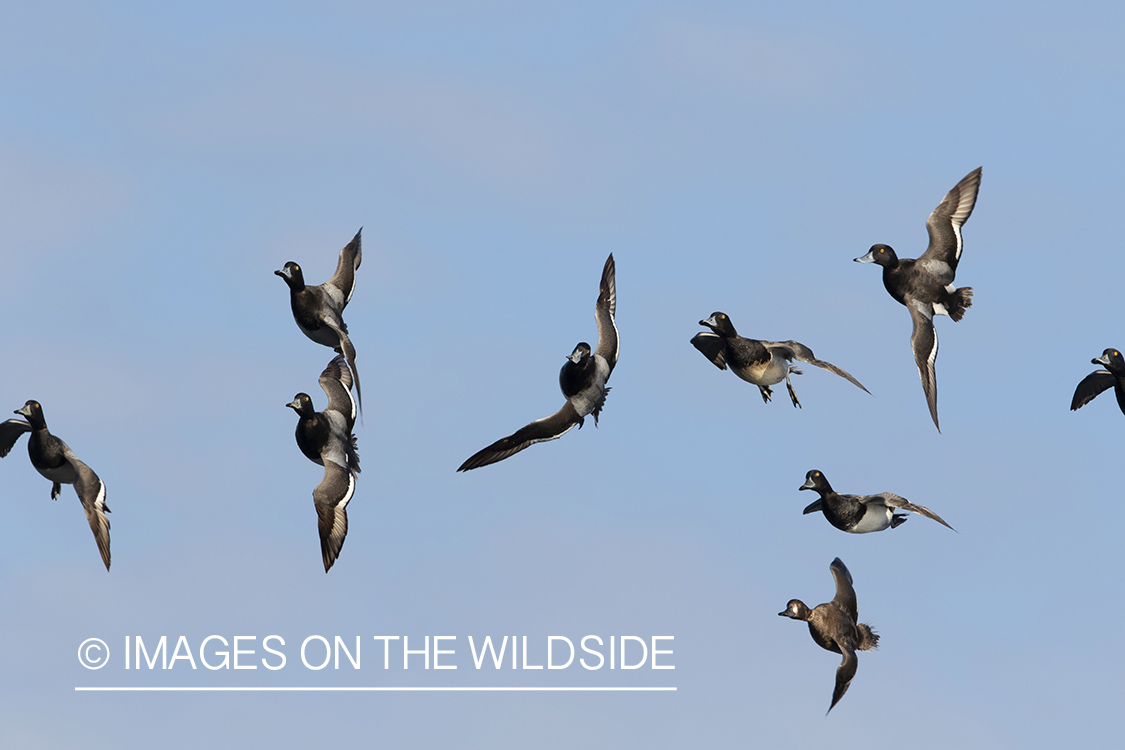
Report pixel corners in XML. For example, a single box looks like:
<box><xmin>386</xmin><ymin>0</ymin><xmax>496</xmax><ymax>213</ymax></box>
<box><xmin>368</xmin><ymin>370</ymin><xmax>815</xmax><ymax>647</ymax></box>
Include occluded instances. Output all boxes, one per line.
<box><xmin>75</xmin><ymin>686</ymin><xmax>677</xmax><ymax>692</ymax></box>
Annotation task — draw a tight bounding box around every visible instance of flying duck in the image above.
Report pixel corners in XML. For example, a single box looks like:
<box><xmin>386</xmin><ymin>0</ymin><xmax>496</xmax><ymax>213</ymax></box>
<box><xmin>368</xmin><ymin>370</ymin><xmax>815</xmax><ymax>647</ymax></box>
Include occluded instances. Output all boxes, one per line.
<box><xmin>779</xmin><ymin>557</ymin><xmax>879</xmax><ymax>714</ymax></box>
<box><xmin>458</xmin><ymin>253</ymin><xmax>618</xmax><ymax>471</ymax></box>
<box><xmin>854</xmin><ymin>167</ymin><xmax>982</xmax><ymax>432</ymax></box>
<box><xmin>276</xmin><ymin>228</ymin><xmax>364</xmax><ymax>414</ymax></box>
<box><xmin>287</xmin><ymin>355</ymin><xmax>361</xmax><ymax>572</ymax></box>
<box><xmin>799</xmin><ymin>469</ymin><xmax>955</xmax><ymax>533</ymax></box>
<box><xmin>1071</xmin><ymin>348</ymin><xmax>1125</xmax><ymax>416</ymax></box>
<box><xmin>0</xmin><ymin>401</ymin><xmax>111</xmax><ymax>570</ymax></box>
<box><xmin>690</xmin><ymin>312</ymin><xmax>869</xmax><ymax>407</ymax></box>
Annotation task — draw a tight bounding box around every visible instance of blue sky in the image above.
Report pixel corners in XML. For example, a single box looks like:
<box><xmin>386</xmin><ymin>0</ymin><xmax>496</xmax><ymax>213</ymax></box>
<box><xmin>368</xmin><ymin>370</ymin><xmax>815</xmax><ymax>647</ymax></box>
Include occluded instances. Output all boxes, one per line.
<box><xmin>2</xmin><ymin>1</ymin><xmax>1123</xmax><ymax>747</ymax></box>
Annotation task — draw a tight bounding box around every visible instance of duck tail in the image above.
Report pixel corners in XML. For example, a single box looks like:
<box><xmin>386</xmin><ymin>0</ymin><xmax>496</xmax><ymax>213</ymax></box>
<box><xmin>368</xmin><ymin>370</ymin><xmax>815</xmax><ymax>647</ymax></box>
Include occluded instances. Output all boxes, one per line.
<box><xmin>947</xmin><ymin>286</ymin><xmax>974</xmax><ymax>322</ymax></box>
<box><xmin>857</xmin><ymin>623</ymin><xmax>879</xmax><ymax>651</ymax></box>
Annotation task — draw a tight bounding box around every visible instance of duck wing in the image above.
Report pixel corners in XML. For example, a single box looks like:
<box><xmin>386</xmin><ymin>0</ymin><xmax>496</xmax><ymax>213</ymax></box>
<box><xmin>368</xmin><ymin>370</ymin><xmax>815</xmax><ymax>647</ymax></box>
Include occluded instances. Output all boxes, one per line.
<box><xmin>690</xmin><ymin>331</ymin><xmax>727</xmax><ymax>370</ymax></box>
<box><xmin>908</xmin><ymin>300</ymin><xmax>941</xmax><ymax>432</ymax></box>
<box><xmin>313</xmin><ymin>457</ymin><xmax>355</xmax><ymax>573</ymax></box>
<box><xmin>325</xmin><ymin>228</ymin><xmax>363</xmax><ymax>309</ymax></box>
<box><xmin>66</xmin><ymin>452</ymin><xmax>111</xmax><ymax>571</ymax></box>
<box><xmin>764</xmin><ymin>340</ymin><xmax>871</xmax><ymax>394</ymax></box>
<box><xmin>457</xmin><ymin>401</ymin><xmax>582</xmax><ymax>471</ymax></box>
<box><xmin>828</xmin><ymin>557</ymin><xmax>858</xmax><ymax>624</ymax></box>
<box><xmin>829</xmin><ymin>645</ymin><xmax>858</xmax><ymax>714</ymax></box>
<box><xmin>322</xmin><ymin>320</ymin><xmax>362</xmax><ymax>417</ymax></box>
<box><xmin>1071</xmin><ymin>370</ymin><xmax>1115</xmax><ymax>411</ymax></box>
<box><xmin>319</xmin><ymin>354</ymin><xmax>358</xmax><ymax>431</ymax></box>
<box><xmin>920</xmin><ymin>167</ymin><xmax>982</xmax><ymax>275</ymax></box>
<box><xmin>871</xmin><ymin>492</ymin><xmax>955</xmax><ymax>531</ymax></box>
<box><xmin>593</xmin><ymin>253</ymin><xmax>618</xmax><ymax>373</ymax></box>
<box><xmin>317</xmin><ymin>354</ymin><xmax>360</xmax><ymax>473</ymax></box>
<box><xmin>0</xmin><ymin>418</ymin><xmax>31</xmax><ymax>457</ymax></box>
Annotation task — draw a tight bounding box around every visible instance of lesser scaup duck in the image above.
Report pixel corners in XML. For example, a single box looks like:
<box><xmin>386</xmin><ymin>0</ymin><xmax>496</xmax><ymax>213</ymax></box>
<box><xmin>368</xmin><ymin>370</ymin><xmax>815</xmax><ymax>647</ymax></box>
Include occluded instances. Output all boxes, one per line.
<box><xmin>458</xmin><ymin>254</ymin><xmax>618</xmax><ymax>471</ymax></box>
<box><xmin>690</xmin><ymin>312</ymin><xmax>869</xmax><ymax>407</ymax></box>
<box><xmin>287</xmin><ymin>355</ymin><xmax>361</xmax><ymax>572</ymax></box>
<box><xmin>0</xmin><ymin>401</ymin><xmax>111</xmax><ymax>570</ymax></box>
<box><xmin>854</xmin><ymin>167</ymin><xmax>982</xmax><ymax>432</ymax></box>
<box><xmin>276</xmin><ymin>228</ymin><xmax>364</xmax><ymax>414</ymax></box>
<box><xmin>1071</xmin><ymin>348</ymin><xmax>1125</xmax><ymax>416</ymax></box>
<box><xmin>779</xmin><ymin>557</ymin><xmax>878</xmax><ymax>714</ymax></box>
<box><xmin>799</xmin><ymin>469</ymin><xmax>955</xmax><ymax>533</ymax></box>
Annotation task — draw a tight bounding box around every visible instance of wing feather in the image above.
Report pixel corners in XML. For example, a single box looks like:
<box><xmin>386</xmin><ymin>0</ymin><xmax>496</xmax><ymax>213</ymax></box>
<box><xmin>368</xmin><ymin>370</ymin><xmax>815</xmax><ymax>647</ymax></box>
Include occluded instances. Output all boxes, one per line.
<box><xmin>921</xmin><ymin>167</ymin><xmax>981</xmax><ymax>272</ymax></box>
<box><xmin>326</xmin><ymin>228</ymin><xmax>363</xmax><ymax>308</ymax></box>
<box><xmin>593</xmin><ymin>254</ymin><xmax>618</xmax><ymax>371</ymax></box>
<box><xmin>871</xmin><ymin>492</ymin><xmax>955</xmax><ymax>531</ymax></box>
<box><xmin>908</xmin><ymin>301</ymin><xmax>941</xmax><ymax>432</ymax></box>
<box><xmin>457</xmin><ymin>402</ymin><xmax>581</xmax><ymax>471</ymax></box>
<box><xmin>765</xmin><ymin>340</ymin><xmax>870</xmax><ymax>394</ymax></box>
<box><xmin>0</xmin><ymin>418</ymin><xmax>31</xmax><ymax>458</ymax></box>
<box><xmin>1071</xmin><ymin>370</ymin><xmax>1115</xmax><ymax>411</ymax></box>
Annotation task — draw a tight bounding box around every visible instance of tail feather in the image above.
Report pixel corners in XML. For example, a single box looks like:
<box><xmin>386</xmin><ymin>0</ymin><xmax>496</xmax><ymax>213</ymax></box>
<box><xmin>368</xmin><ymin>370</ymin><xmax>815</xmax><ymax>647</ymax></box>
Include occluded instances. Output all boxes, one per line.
<box><xmin>857</xmin><ymin>623</ymin><xmax>879</xmax><ymax>651</ymax></box>
<box><xmin>948</xmin><ymin>287</ymin><xmax>974</xmax><ymax>322</ymax></box>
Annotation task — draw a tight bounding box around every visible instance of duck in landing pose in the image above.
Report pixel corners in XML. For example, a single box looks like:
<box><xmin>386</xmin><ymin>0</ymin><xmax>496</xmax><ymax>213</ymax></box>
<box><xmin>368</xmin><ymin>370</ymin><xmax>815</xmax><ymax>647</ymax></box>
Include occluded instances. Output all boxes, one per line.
<box><xmin>855</xmin><ymin>167</ymin><xmax>982</xmax><ymax>432</ymax></box>
<box><xmin>276</xmin><ymin>229</ymin><xmax>364</xmax><ymax>414</ymax></box>
<box><xmin>779</xmin><ymin>558</ymin><xmax>879</xmax><ymax>714</ymax></box>
<box><xmin>287</xmin><ymin>355</ymin><xmax>361</xmax><ymax>572</ymax></box>
<box><xmin>458</xmin><ymin>254</ymin><xmax>618</xmax><ymax>471</ymax></box>
<box><xmin>691</xmin><ymin>312</ymin><xmax>869</xmax><ymax>407</ymax></box>
<box><xmin>0</xmin><ymin>401</ymin><xmax>111</xmax><ymax>570</ymax></box>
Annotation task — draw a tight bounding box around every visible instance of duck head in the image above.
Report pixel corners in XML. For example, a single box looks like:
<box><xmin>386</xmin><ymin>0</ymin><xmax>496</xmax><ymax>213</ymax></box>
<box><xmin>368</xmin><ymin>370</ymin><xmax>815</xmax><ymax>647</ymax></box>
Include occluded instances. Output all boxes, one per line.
<box><xmin>779</xmin><ymin>599</ymin><xmax>812</xmax><ymax>620</ymax></box>
<box><xmin>286</xmin><ymin>393</ymin><xmax>316</xmax><ymax>418</ymax></box>
<box><xmin>699</xmin><ymin>312</ymin><xmax>738</xmax><ymax>337</ymax></box>
<box><xmin>1094</xmin><ymin>348</ymin><xmax>1125</xmax><ymax>374</ymax></box>
<box><xmin>567</xmin><ymin>342</ymin><xmax>592</xmax><ymax>364</ymax></box>
<box><xmin>854</xmin><ymin>244</ymin><xmax>899</xmax><ymax>268</ymax></box>
<box><xmin>14</xmin><ymin>400</ymin><xmax>45</xmax><ymax>428</ymax></box>
<box><xmin>274</xmin><ymin>262</ymin><xmax>306</xmax><ymax>289</ymax></box>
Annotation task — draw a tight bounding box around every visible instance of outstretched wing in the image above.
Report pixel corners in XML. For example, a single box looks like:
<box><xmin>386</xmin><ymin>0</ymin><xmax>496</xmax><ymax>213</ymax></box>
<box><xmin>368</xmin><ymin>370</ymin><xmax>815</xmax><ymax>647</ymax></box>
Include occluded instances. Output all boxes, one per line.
<box><xmin>457</xmin><ymin>401</ymin><xmax>582</xmax><ymax>471</ymax></box>
<box><xmin>0</xmin><ymin>418</ymin><xmax>31</xmax><ymax>457</ymax></box>
<box><xmin>313</xmin><ymin>459</ymin><xmax>355</xmax><ymax>573</ymax></box>
<box><xmin>690</xmin><ymin>331</ymin><xmax>727</xmax><ymax>370</ymax></box>
<box><xmin>319</xmin><ymin>354</ymin><xmax>358</xmax><ymax>431</ymax></box>
<box><xmin>324</xmin><ymin>320</ymin><xmax>363</xmax><ymax>417</ymax></box>
<box><xmin>1071</xmin><ymin>370</ymin><xmax>1115</xmax><ymax>411</ymax></box>
<box><xmin>829</xmin><ymin>646</ymin><xmax>858</xmax><ymax>714</ymax></box>
<box><xmin>67</xmin><ymin>453</ymin><xmax>111</xmax><ymax>571</ymax></box>
<box><xmin>829</xmin><ymin>557</ymin><xmax>858</xmax><ymax>624</ymax></box>
<box><xmin>872</xmin><ymin>492</ymin><xmax>955</xmax><ymax>531</ymax></box>
<box><xmin>765</xmin><ymin>340</ymin><xmax>871</xmax><ymax>395</ymax></box>
<box><xmin>593</xmin><ymin>253</ymin><xmax>618</xmax><ymax>373</ymax></box>
<box><xmin>920</xmin><ymin>167</ymin><xmax>982</xmax><ymax>273</ymax></box>
<box><xmin>908</xmin><ymin>300</ymin><xmax>941</xmax><ymax>432</ymax></box>
<box><xmin>326</xmin><ymin>228</ymin><xmax>363</xmax><ymax>309</ymax></box>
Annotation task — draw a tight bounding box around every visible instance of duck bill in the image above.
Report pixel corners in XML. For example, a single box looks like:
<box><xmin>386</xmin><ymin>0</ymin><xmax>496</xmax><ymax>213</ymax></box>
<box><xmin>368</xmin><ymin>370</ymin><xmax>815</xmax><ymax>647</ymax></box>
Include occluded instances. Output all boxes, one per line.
<box><xmin>854</xmin><ymin>250</ymin><xmax>876</xmax><ymax>263</ymax></box>
<box><xmin>285</xmin><ymin>398</ymin><xmax>302</xmax><ymax>410</ymax></box>
<box><xmin>802</xmin><ymin>499</ymin><xmax>824</xmax><ymax>515</ymax></box>
<box><xmin>699</xmin><ymin>315</ymin><xmax>717</xmax><ymax>328</ymax></box>
<box><xmin>1093</xmin><ymin>355</ymin><xmax>1111</xmax><ymax>367</ymax></box>
<box><xmin>14</xmin><ymin>404</ymin><xmax>31</xmax><ymax>417</ymax></box>
<box><xmin>799</xmin><ymin>477</ymin><xmax>816</xmax><ymax>491</ymax></box>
